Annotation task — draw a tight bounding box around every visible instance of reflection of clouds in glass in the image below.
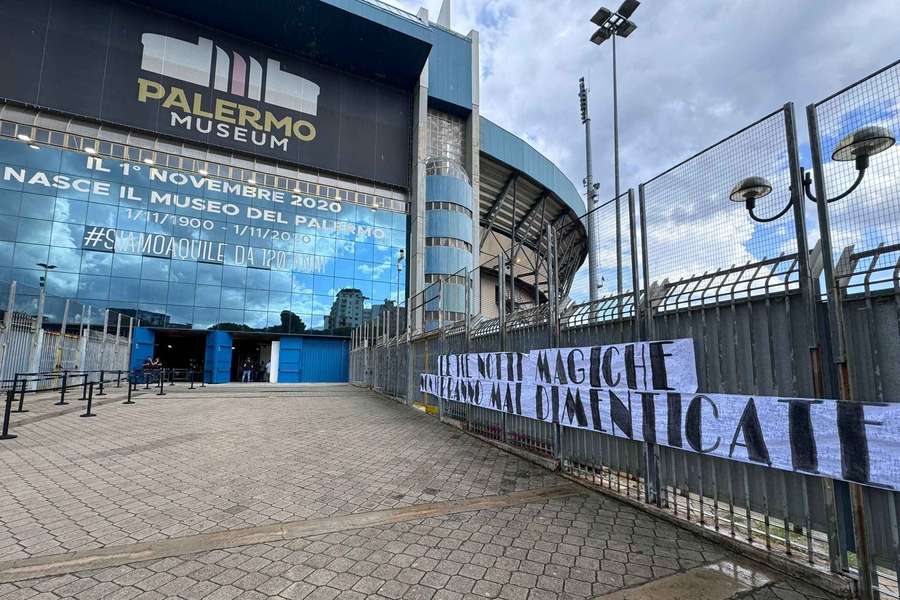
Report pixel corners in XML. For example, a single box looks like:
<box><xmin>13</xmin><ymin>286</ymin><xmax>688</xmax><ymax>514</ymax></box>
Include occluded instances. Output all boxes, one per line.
<box><xmin>0</xmin><ymin>136</ymin><xmax>410</xmax><ymax>332</ymax></box>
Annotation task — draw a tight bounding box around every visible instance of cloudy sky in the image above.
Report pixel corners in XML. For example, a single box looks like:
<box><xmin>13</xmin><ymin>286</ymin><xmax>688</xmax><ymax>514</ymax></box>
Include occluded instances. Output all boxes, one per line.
<box><xmin>381</xmin><ymin>0</ymin><xmax>900</xmax><ymax>300</ymax></box>
<box><xmin>384</xmin><ymin>0</ymin><xmax>897</xmax><ymax>192</ymax></box>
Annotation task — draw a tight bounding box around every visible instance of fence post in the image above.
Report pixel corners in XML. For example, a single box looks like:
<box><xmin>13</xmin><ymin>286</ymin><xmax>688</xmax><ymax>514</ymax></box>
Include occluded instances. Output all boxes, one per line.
<box><xmin>157</xmin><ymin>369</ymin><xmax>166</xmax><ymax>395</ymax></box>
<box><xmin>637</xmin><ymin>184</ymin><xmax>654</xmax><ymax>341</ymax></box>
<box><xmin>0</xmin><ymin>280</ymin><xmax>16</xmax><ymax>376</ymax></box>
<box><xmin>546</xmin><ymin>224</ymin><xmax>562</xmax><ymax>459</ymax></box>
<box><xmin>56</xmin><ymin>371</ymin><xmax>69</xmax><ymax>406</ymax></box>
<box><xmin>15</xmin><ymin>379</ymin><xmax>27</xmax><ymax>413</ymax></box>
<box><xmin>547</xmin><ymin>224</ymin><xmax>560</xmax><ymax>348</ymax></box>
<box><xmin>464</xmin><ymin>270</ymin><xmax>472</xmax><ymax>354</ymax></box>
<box><xmin>54</xmin><ymin>299</ymin><xmax>70</xmax><ymax>372</ymax></box>
<box><xmin>629</xmin><ymin>188</ymin><xmax>660</xmax><ymax>503</ymax></box>
<box><xmin>26</xmin><ymin>284</ymin><xmax>47</xmax><ymax>389</ymax></box>
<box><xmin>784</xmin><ymin>104</ymin><xmax>825</xmax><ymax>398</ymax></box>
<box><xmin>498</xmin><ymin>252</ymin><xmax>507</xmax><ymax>352</ymax></box>
<box><xmin>807</xmin><ymin>103</ymin><xmax>875</xmax><ymax>599</ymax></box>
<box><xmin>78</xmin><ymin>305</ymin><xmax>91</xmax><ymax>372</ymax></box>
<box><xmin>405</xmin><ymin>299</ymin><xmax>415</xmax><ymax>406</ymax></box>
<box><xmin>396</xmin><ymin>300</ymin><xmax>402</xmax><ymax>400</ymax></box>
<box><xmin>113</xmin><ymin>312</ymin><xmax>122</xmax><ymax>374</ymax></box>
<box><xmin>437</xmin><ymin>279</ymin><xmax>445</xmax><ymax>421</ymax></box>
<box><xmin>1</xmin><ymin>389</ymin><xmax>16</xmax><ymax>440</ymax></box>
<box><xmin>125</xmin><ymin>317</ymin><xmax>135</xmax><ymax>378</ymax></box>
<box><xmin>124</xmin><ymin>373</ymin><xmax>134</xmax><ymax>404</ymax></box>
<box><xmin>98</xmin><ymin>309</ymin><xmax>109</xmax><ymax>374</ymax></box>
<box><xmin>80</xmin><ymin>382</ymin><xmax>96</xmax><ymax>417</ymax></box>
<box><xmin>97</xmin><ymin>370</ymin><xmax>105</xmax><ymax>396</ymax></box>
<box><xmin>627</xmin><ymin>189</ymin><xmax>641</xmax><ymax>342</ymax></box>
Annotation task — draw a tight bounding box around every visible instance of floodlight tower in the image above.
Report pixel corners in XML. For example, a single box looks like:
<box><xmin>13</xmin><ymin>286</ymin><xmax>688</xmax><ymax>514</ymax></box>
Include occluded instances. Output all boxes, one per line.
<box><xmin>589</xmin><ymin>0</ymin><xmax>639</xmax><ymax>302</ymax></box>
<box><xmin>579</xmin><ymin>78</ymin><xmax>601</xmax><ymax>302</ymax></box>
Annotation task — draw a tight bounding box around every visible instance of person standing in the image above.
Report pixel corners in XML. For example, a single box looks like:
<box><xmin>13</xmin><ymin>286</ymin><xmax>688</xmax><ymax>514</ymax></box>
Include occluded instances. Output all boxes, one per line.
<box><xmin>264</xmin><ymin>359</ymin><xmax>271</xmax><ymax>383</ymax></box>
<box><xmin>241</xmin><ymin>358</ymin><xmax>253</xmax><ymax>383</ymax></box>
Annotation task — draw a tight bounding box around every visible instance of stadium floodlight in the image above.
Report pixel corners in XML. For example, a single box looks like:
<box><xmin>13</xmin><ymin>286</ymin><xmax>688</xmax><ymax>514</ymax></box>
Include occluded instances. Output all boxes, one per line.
<box><xmin>586</xmin><ymin>3</ymin><xmax>640</xmax><ymax>298</ymax></box>
<box><xmin>617</xmin><ymin>0</ymin><xmax>640</xmax><ymax>18</ymax></box>
<box><xmin>591</xmin><ymin>7</ymin><xmax>612</xmax><ymax>26</ymax></box>
<box><xmin>590</xmin><ymin>28</ymin><xmax>612</xmax><ymax>45</ymax></box>
<box><xmin>616</xmin><ymin>19</ymin><xmax>637</xmax><ymax>38</ymax></box>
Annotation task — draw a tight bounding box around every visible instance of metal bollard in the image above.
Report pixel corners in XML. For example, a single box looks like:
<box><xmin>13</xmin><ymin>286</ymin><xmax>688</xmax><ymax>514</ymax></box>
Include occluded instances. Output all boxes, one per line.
<box><xmin>97</xmin><ymin>370</ymin><xmax>106</xmax><ymax>396</ymax></box>
<box><xmin>1</xmin><ymin>390</ymin><xmax>16</xmax><ymax>440</ymax></box>
<box><xmin>14</xmin><ymin>379</ymin><xmax>28</xmax><ymax>413</ymax></box>
<box><xmin>145</xmin><ymin>372</ymin><xmax>150</xmax><ymax>390</ymax></box>
<box><xmin>169</xmin><ymin>369</ymin><xmax>175</xmax><ymax>386</ymax></box>
<box><xmin>189</xmin><ymin>369</ymin><xmax>195</xmax><ymax>390</ymax></box>
<box><xmin>116</xmin><ymin>370</ymin><xmax>122</xmax><ymax>388</ymax></box>
<box><xmin>81</xmin><ymin>375</ymin><xmax>89</xmax><ymax>400</ymax></box>
<box><xmin>56</xmin><ymin>371</ymin><xmax>69</xmax><ymax>406</ymax></box>
<box><xmin>80</xmin><ymin>382</ymin><xmax>96</xmax><ymax>417</ymax></box>
<box><xmin>157</xmin><ymin>370</ymin><xmax>166</xmax><ymax>396</ymax></box>
<box><xmin>124</xmin><ymin>375</ymin><xmax>135</xmax><ymax>404</ymax></box>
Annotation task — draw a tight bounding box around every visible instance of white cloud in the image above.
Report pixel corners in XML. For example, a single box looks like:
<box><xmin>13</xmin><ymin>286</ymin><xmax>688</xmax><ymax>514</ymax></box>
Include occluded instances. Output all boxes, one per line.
<box><xmin>382</xmin><ymin>0</ymin><xmax>900</xmax><ymax>295</ymax></box>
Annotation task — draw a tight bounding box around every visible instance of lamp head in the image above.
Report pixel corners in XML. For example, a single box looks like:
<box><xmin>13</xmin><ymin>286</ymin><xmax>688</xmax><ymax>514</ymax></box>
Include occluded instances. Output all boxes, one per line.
<box><xmin>730</xmin><ymin>176</ymin><xmax>773</xmax><ymax>205</ymax></box>
<box><xmin>591</xmin><ymin>7</ymin><xmax>612</xmax><ymax>25</ymax></box>
<box><xmin>590</xmin><ymin>27</ymin><xmax>612</xmax><ymax>45</ymax></box>
<box><xmin>832</xmin><ymin>125</ymin><xmax>895</xmax><ymax>170</ymax></box>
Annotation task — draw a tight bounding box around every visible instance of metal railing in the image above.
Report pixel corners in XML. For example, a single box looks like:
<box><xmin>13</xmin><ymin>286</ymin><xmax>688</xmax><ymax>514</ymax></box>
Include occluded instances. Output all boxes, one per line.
<box><xmin>0</xmin><ymin>279</ymin><xmax>135</xmax><ymax>392</ymax></box>
<box><xmin>0</xmin><ymin>366</ymin><xmax>209</xmax><ymax>441</ymax></box>
<box><xmin>354</xmin><ymin>60</ymin><xmax>900</xmax><ymax>600</ymax></box>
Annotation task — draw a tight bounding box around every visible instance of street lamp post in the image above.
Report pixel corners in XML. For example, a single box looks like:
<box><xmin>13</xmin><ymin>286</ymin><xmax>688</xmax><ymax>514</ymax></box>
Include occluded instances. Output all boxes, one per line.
<box><xmin>590</xmin><ymin>0</ymin><xmax>639</xmax><ymax>303</ymax></box>
<box><xmin>730</xmin><ymin>125</ymin><xmax>896</xmax><ymax>221</ymax></box>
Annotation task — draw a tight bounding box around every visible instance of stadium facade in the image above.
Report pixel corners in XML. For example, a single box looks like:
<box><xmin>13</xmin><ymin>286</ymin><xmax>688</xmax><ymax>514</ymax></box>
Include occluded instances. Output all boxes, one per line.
<box><xmin>0</xmin><ymin>0</ymin><xmax>587</xmax><ymax>382</ymax></box>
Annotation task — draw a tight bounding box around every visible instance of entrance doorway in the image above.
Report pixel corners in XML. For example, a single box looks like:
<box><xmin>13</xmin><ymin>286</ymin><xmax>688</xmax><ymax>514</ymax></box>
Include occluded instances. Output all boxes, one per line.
<box><xmin>152</xmin><ymin>330</ymin><xmax>206</xmax><ymax>373</ymax></box>
<box><xmin>230</xmin><ymin>338</ymin><xmax>272</xmax><ymax>382</ymax></box>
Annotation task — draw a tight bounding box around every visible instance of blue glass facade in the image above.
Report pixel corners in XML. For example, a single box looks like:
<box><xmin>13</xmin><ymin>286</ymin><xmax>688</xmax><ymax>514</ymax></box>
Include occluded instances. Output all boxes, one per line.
<box><xmin>0</xmin><ymin>137</ymin><xmax>406</xmax><ymax>334</ymax></box>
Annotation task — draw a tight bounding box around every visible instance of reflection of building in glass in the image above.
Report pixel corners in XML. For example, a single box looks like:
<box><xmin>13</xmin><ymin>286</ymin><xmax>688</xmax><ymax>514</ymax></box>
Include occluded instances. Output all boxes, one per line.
<box><xmin>369</xmin><ymin>300</ymin><xmax>395</xmax><ymax>323</ymax></box>
<box><xmin>112</xmin><ymin>308</ymin><xmax>177</xmax><ymax>329</ymax></box>
<box><xmin>368</xmin><ymin>300</ymin><xmax>406</xmax><ymax>334</ymax></box>
<box><xmin>326</xmin><ymin>289</ymin><xmax>366</xmax><ymax>329</ymax></box>
<box><xmin>0</xmin><ymin>0</ymin><xmax>587</xmax><ymax>383</ymax></box>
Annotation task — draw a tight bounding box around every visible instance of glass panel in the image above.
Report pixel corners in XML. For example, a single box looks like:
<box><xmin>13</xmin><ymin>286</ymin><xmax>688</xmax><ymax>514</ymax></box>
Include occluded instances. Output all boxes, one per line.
<box><xmin>0</xmin><ymin>137</ymin><xmax>407</xmax><ymax>333</ymax></box>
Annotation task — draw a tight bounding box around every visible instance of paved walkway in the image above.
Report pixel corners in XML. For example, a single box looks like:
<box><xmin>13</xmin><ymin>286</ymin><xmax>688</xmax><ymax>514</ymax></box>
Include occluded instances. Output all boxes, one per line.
<box><xmin>0</xmin><ymin>384</ymin><xmax>841</xmax><ymax>599</ymax></box>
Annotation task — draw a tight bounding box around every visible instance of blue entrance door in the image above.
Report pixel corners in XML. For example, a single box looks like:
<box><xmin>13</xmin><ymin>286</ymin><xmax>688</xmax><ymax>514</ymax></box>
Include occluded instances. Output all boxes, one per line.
<box><xmin>278</xmin><ymin>336</ymin><xmax>349</xmax><ymax>383</ymax></box>
<box><xmin>204</xmin><ymin>331</ymin><xmax>233</xmax><ymax>384</ymax></box>
<box><xmin>130</xmin><ymin>327</ymin><xmax>155</xmax><ymax>372</ymax></box>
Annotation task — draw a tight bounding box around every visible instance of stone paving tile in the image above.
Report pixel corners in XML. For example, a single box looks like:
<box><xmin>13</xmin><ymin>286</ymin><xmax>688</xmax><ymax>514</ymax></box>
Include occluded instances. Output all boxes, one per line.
<box><xmin>1</xmin><ymin>494</ymin><xmax>839</xmax><ymax>600</ymax></box>
<box><xmin>0</xmin><ymin>385</ymin><xmax>558</xmax><ymax>562</ymax></box>
<box><xmin>0</xmin><ymin>385</ymin><xmax>844</xmax><ymax>599</ymax></box>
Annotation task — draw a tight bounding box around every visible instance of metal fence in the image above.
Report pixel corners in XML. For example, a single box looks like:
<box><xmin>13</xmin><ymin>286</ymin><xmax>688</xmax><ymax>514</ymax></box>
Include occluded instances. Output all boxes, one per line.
<box><xmin>0</xmin><ymin>278</ymin><xmax>135</xmax><ymax>391</ymax></box>
<box><xmin>353</xmin><ymin>60</ymin><xmax>900</xmax><ymax>600</ymax></box>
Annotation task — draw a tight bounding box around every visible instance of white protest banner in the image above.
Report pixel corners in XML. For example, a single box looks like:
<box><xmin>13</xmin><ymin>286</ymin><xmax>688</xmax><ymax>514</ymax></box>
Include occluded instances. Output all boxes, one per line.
<box><xmin>437</xmin><ymin>340</ymin><xmax>697</xmax><ymax>393</ymax></box>
<box><xmin>437</xmin><ymin>352</ymin><xmax>527</xmax><ymax>382</ymax></box>
<box><xmin>420</xmin><ymin>373</ymin><xmax>900</xmax><ymax>490</ymax></box>
<box><xmin>530</xmin><ymin>339</ymin><xmax>697</xmax><ymax>392</ymax></box>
